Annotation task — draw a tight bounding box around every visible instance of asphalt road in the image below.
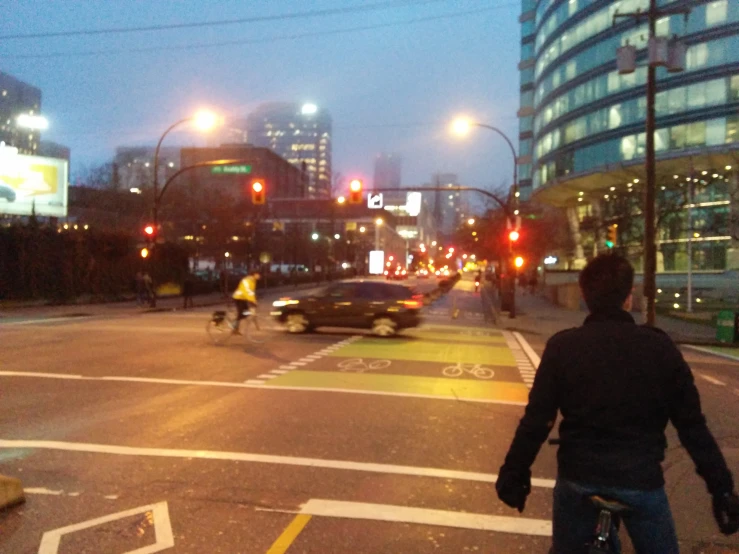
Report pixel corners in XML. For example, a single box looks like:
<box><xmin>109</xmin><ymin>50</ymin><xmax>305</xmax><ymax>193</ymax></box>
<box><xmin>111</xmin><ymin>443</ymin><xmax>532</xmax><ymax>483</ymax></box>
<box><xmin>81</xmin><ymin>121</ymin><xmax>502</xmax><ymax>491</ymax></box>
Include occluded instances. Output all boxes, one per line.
<box><xmin>1</xmin><ymin>276</ymin><xmax>738</xmax><ymax>553</ymax></box>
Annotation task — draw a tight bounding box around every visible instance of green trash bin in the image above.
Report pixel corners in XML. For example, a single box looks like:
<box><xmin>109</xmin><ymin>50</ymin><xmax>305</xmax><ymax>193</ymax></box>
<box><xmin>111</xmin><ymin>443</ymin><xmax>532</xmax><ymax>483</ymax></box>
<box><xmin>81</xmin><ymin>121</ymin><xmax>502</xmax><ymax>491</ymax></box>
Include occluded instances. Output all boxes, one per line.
<box><xmin>716</xmin><ymin>310</ymin><xmax>739</xmax><ymax>343</ymax></box>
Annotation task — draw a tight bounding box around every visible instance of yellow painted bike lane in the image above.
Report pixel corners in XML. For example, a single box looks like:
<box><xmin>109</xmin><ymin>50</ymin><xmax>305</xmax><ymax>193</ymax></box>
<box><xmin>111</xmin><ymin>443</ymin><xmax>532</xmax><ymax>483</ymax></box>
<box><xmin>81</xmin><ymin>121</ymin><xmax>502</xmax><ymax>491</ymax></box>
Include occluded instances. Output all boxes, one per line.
<box><xmin>261</xmin><ymin>324</ymin><xmax>532</xmax><ymax>405</ymax></box>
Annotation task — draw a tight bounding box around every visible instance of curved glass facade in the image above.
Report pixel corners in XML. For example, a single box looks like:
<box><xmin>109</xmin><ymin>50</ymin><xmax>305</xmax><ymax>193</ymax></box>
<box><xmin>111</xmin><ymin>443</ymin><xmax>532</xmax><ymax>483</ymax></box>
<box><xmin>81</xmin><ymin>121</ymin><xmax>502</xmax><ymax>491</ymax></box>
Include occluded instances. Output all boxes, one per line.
<box><xmin>519</xmin><ymin>0</ymin><xmax>739</xmax><ymax>269</ymax></box>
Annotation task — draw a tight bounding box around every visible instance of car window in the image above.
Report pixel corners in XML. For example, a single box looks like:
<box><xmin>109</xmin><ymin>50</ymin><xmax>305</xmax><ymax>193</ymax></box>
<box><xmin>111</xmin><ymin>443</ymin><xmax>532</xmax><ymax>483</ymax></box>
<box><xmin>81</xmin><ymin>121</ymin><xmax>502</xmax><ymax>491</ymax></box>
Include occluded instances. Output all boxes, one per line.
<box><xmin>357</xmin><ymin>283</ymin><xmax>384</xmax><ymax>300</ymax></box>
<box><xmin>324</xmin><ymin>283</ymin><xmax>356</xmax><ymax>298</ymax></box>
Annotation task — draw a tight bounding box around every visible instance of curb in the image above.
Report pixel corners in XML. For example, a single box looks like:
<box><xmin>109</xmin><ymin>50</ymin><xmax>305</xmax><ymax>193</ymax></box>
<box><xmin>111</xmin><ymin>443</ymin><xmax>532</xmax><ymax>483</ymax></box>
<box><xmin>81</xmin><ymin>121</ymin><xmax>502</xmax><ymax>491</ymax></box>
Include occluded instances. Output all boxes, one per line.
<box><xmin>0</xmin><ymin>474</ymin><xmax>24</xmax><ymax>510</ymax></box>
<box><xmin>682</xmin><ymin>344</ymin><xmax>739</xmax><ymax>363</ymax></box>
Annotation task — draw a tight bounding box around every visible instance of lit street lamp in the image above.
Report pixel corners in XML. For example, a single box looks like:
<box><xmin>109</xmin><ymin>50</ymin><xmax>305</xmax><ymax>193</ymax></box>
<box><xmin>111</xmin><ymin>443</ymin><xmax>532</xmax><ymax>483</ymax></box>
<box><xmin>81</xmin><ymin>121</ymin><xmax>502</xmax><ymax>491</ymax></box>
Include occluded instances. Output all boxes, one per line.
<box><xmin>152</xmin><ymin>109</ymin><xmax>220</xmax><ymax>231</ymax></box>
<box><xmin>452</xmin><ymin>115</ymin><xmax>519</xmax><ymax>318</ymax></box>
<box><xmin>467</xmin><ymin>218</ymin><xmax>476</xmax><ymax>226</ymax></box>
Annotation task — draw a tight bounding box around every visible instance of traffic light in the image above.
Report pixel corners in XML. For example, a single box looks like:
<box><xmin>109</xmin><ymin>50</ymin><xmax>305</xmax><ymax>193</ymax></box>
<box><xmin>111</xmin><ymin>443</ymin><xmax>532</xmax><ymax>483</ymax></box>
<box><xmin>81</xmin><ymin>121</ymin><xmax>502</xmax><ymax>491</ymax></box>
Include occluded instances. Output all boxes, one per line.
<box><xmin>606</xmin><ymin>224</ymin><xmax>618</xmax><ymax>248</ymax></box>
<box><xmin>251</xmin><ymin>179</ymin><xmax>266</xmax><ymax>205</ymax></box>
<box><xmin>140</xmin><ymin>247</ymin><xmax>150</xmax><ymax>259</ymax></box>
<box><xmin>509</xmin><ymin>230</ymin><xmax>520</xmax><ymax>242</ymax></box>
<box><xmin>514</xmin><ymin>256</ymin><xmax>524</xmax><ymax>268</ymax></box>
<box><xmin>349</xmin><ymin>179</ymin><xmax>363</xmax><ymax>204</ymax></box>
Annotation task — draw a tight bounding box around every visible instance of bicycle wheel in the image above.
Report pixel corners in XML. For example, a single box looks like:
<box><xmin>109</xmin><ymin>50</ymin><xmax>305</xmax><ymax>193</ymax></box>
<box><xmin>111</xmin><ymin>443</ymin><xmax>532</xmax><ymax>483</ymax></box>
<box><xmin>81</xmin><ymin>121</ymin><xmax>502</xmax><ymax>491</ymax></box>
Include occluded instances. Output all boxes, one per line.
<box><xmin>473</xmin><ymin>367</ymin><xmax>495</xmax><ymax>379</ymax></box>
<box><xmin>442</xmin><ymin>365</ymin><xmax>463</xmax><ymax>378</ymax></box>
<box><xmin>367</xmin><ymin>360</ymin><xmax>391</xmax><ymax>370</ymax></box>
<box><xmin>338</xmin><ymin>358</ymin><xmax>367</xmax><ymax>372</ymax></box>
<box><xmin>207</xmin><ymin>314</ymin><xmax>234</xmax><ymax>345</ymax></box>
<box><xmin>244</xmin><ymin>315</ymin><xmax>269</xmax><ymax>344</ymax></box>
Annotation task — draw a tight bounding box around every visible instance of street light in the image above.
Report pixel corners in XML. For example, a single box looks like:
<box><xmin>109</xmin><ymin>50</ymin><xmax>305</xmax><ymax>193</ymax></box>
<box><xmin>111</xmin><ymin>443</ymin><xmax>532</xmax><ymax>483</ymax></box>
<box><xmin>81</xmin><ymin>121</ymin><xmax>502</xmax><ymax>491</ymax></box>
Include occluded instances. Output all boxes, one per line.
<box><xmin>337</xmin><ymin>196</ymin><xmax>346</xmax><ymax>204</ymax></box>
<box><xmin>453</xmin><ymin>115</ymin><xmax>521</xmax><ymax>319</ymax></box>
<box><xmin>359</xmin><ymin>226</ymin><xmax>366</xmax><ymax>233</ymax></box>
<box><xmin>311</xmin><ymin>232</ymin><xmax>319</xmax><ymax>241</ymax></box>
<box><xmin>467</xmin><ymin>218</ymin><xmax>476</xmax><ymax>225</ymax></box>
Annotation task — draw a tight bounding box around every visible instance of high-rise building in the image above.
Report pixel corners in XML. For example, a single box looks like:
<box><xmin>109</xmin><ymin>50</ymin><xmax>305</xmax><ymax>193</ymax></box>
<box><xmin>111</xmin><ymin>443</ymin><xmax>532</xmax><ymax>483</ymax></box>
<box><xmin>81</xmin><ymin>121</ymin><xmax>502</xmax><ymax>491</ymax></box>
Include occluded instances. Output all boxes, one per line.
<box><xmin>245</xmin><ymin>102</ymin><xmax>332</xmax><ymax>198</ymax></box>
<box><xmin>521</xmin><ymin>0</ymin><xmax>739</xmax><ymax>270</ymax></box>
<box><xmin>0</xmin><ymin>71</ymin><xmax>42</xmax><ymax>155</ymax></box>
<box><xmin>114</xmin><ymin>146</ymin><xmax>180</xmax><ymax>192</ymax></box>
<box><xmin>373</xmin><ymin>153</ymin><xmax>402</xmax><ymax>189</ymax></box>
<box><xmin>430</xmin><ymin>172</ymin><xmax>466</xmax><ymax>236</ymax></box>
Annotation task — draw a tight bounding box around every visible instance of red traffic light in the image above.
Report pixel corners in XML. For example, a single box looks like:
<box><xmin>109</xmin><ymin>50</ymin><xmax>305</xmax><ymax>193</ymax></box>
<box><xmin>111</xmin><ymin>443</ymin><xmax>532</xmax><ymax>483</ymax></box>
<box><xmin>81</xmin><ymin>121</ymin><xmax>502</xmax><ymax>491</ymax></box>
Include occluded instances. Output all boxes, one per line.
<box><xmin>144</xmin><ymin>224</ymin><xmax>155</xmax><ymax>236</ymax></box>
<box><xmin>251</xmin><ymin>179</ymin><xmax>266</xmax><ymax>204</ymax></box>
<box><xmin>349</xmin><ymin>179</ymin><xmax>363</xmax><ymax>204</ymax></box>
<box><xmin>509</xmin><ymin>230</ymin><xmax>520</xmax><ymax>242</ymax></box>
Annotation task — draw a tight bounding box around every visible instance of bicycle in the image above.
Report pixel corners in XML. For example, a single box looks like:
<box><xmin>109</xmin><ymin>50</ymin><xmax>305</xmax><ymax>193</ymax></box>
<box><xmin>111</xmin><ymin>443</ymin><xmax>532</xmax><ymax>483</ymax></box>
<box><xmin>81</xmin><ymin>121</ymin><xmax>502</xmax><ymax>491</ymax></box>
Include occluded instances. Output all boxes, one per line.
<box><xmin>442</xmin><ymin>363</ymin><xmax>495</xmax><ymax>379</ymax></box>
<box><xmin>337</xmin><ymin>358</ymin><xmax>391</xmax><ymax>373</ymax></box>
<box><xmin>206</xmin><ymin>305</ymin><xmax>269</xmax><ymax>345</ymax></box>
<box><xmin>548</xmin><ymin>439</ymin><xmax>632</xmax><ymax>553</ymax></box>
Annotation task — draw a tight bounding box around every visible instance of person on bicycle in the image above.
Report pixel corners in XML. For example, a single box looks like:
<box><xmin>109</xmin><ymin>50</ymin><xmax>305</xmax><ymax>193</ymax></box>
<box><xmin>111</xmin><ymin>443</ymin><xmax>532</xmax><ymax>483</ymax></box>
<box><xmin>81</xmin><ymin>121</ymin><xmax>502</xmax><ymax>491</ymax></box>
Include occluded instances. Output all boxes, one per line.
<box><xmin>496</xmin><ymin>253</ymin><xmax>739</xmax><ymax>553</ymax></box>
<box><xmin>231</xmin><ymin>270</ymin><xmax>260</xmax><ymax>335</ymax></box>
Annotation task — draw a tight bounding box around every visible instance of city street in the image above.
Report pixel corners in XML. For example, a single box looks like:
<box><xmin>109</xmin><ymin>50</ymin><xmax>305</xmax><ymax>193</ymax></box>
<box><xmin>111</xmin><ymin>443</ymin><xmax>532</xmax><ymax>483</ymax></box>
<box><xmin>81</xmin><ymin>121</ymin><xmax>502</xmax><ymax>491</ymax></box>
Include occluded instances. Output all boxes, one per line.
<box><xmin>1</xmin><ymin>276</ymin><xmax>738</xmax><ymax>553</ymax></box>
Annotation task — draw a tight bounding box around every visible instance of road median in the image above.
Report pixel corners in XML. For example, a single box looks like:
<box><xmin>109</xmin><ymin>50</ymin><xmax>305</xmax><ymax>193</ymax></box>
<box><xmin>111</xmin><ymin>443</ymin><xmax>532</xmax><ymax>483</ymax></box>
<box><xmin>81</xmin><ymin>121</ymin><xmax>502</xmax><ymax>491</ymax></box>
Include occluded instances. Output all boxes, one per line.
<box><xmin>0</xmin><ymin>474</ymin><xmax>24</xmax><ymax>510</ymax></box>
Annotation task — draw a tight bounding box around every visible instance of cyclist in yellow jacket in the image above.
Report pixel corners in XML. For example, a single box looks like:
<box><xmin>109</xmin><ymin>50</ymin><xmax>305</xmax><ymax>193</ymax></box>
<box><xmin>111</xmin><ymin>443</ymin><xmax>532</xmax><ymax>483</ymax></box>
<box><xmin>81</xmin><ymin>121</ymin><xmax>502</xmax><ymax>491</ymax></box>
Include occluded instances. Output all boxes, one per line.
<box><xmin>231</xmin><ymin>270</ymin><xmax>260</xmax><ymax>334</ymax></box>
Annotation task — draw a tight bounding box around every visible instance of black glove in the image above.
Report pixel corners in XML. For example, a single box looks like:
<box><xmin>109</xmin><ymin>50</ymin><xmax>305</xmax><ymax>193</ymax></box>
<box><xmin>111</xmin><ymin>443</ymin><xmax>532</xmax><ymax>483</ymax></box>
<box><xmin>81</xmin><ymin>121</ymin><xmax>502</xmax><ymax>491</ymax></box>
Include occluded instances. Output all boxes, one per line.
<box><xmin>712</xmin><ymin>491</ymin><xmax>739</xmax><ymax>535</ymax></box>
<box><xmin>496</xmin><ymin>465</ymin><xmax>531</xmax><ymax>513</ymax></box>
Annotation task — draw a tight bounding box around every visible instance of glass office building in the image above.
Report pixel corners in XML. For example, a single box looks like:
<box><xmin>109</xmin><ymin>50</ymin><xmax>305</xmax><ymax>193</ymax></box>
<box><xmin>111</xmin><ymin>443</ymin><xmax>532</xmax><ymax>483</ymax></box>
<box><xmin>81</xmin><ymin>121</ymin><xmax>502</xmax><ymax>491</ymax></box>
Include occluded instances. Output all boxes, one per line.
<box><xmin>519</xmin><ymin>0</ymin><xmax>739</xmax><ymax>269</ymax></box>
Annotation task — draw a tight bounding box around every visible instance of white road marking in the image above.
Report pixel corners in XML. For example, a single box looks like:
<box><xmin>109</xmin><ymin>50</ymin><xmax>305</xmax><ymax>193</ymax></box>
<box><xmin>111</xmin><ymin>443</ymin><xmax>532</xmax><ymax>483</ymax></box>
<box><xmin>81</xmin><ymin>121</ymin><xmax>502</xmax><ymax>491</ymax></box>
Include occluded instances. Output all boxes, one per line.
<box><xmin>279</xmin><ymin>365</ymin><xmax>294</xmax><ymax>370</ymax></box>
<box><xmin>294</xmin><ymin>499</ymin><xmax>552</xmax><ymax>537</ymax></box>
<box><xmin>270</xmin><ymin>370</ymin><xmax>290</xmax><ymax>375</ymax></box>
<box><xmin>25</xmin><ymin>487</ymin><xmax>64</xmax><ymax>496</ymax></box>
<box><xmin>1</xmin><ymin>316</ymin><xmax>92</xmax><ymax>326</ymax></box>
<box><xmin>38</xmin><ymin>501</ymin><xmax>173</xmax><ymax>554</ymax></box>
<box><xmin>0</xmin><ymin>371</ymin><xmax>83</xmax><ymax>380</ymax></box>
<box><xmin>697</xmin><ymin>373</ymin><xmax>726</xmax><ymax>386</ymax></box>
<box><xmin>305</xmin><ymin>355</ymin><xmax>321</xmax><ymax>360</ymax></box>
<box><xmin>0</xmin><ymin>439</ymin><xmax>555</xmax><ymax>488</ymax></box>
<box><xmin>257</xmin><ymin>374</ymin><xmax>278</xmax><ymax>380</ymax></box>
<box><xmin>0</xmin><ymin>371</ymin><xmax>527</xmax><ymax>406</ymax></box>
<box><xmin>513</xmin><ymin>332</ymin><xmax>541</xmax><ymax>367</ymax></box>
<box><xmin>291</xmin><ymin>362</ymin><xmax>307</xmax><ymax>366</ymax></box>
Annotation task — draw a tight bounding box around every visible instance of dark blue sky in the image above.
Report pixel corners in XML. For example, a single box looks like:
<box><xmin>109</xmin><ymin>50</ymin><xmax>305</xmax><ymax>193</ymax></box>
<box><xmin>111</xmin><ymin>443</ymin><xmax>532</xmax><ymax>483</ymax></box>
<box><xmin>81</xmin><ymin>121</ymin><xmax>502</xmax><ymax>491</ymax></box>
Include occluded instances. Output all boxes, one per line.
<box><xmin>1</xmin><ymin>0</ymin><xmax>520</xmax><ymax>200</ymax></box>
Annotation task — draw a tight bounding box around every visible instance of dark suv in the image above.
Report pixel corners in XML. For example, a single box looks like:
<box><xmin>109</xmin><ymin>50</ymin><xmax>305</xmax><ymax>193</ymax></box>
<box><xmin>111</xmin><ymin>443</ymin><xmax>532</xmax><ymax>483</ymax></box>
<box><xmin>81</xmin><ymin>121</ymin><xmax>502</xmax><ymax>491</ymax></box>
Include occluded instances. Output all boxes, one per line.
<box><xmin>271</xmin><ymin>280</ymin><xmax>423</xmax><ymax>336</ymax></box>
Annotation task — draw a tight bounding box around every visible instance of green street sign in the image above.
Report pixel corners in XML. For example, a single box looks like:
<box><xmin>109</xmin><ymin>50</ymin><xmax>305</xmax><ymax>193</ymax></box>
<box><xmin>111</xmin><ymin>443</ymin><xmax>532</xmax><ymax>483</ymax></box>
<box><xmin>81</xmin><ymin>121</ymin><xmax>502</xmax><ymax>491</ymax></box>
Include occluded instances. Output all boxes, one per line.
<box><xmin>211</xmin><ymin>165</ymin><xmax>252</xmax><ymax>175</ymax></box>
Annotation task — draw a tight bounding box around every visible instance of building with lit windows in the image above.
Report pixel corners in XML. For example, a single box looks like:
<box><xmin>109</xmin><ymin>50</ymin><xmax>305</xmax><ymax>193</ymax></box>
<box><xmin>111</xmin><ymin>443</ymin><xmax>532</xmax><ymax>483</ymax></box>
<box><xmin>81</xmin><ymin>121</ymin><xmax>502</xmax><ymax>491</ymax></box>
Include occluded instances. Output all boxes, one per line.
<box><xmin>114</xmin><ymin>146</ymin><xmax>180</xmax><ymax>192</ymax></box>
<box><xmin>0</xmin><ymin>71</ymin><xmax>42</xmax><ymax>155</ymax></box>
<box><xmin>244</xmin><ymin>102</ymin><xmax>332</xmax><ymax>198</ymax></box>
<box><xmin>520</xmin><ymin>0</ymin><xmax>739</xmax><ymax>270</ymax></box>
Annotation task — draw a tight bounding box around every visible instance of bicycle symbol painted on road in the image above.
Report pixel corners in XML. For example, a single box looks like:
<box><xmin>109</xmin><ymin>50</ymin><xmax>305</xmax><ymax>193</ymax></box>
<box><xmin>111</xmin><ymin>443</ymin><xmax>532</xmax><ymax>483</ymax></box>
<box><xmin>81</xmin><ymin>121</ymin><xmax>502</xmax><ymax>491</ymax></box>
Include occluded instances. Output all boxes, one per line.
<box><xmin>337</xmin><ymin>358</ymin><xmax>392</xmax><ymax>373</ymax></box>
<box><xmin>442</xmin><ymin>363</ymin><xmax>495</xmax><ymax>380</ymax></box>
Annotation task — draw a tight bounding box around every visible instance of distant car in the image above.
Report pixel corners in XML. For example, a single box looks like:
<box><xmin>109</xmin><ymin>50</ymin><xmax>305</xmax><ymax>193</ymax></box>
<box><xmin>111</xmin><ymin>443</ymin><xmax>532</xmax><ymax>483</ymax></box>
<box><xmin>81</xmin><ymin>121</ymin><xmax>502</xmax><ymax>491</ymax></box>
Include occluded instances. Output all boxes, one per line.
<box><xmin>271</xmin><ymin>280</ymin><xmax>423</xmax><ymax>337</ymax></box>
<box><xmin>0</xmin><ymin>182</ymin><xmax>16</xmax><ymax>202</ymax></box>
<box><xmin>386</xmin><ymin>266</ymin><xmax>408</xmax><ymax>281</ymax></box>
<box><xmin>416</xmin><ymin>269</ymin><xmax>430</xmax><ymax>279</ymax></box>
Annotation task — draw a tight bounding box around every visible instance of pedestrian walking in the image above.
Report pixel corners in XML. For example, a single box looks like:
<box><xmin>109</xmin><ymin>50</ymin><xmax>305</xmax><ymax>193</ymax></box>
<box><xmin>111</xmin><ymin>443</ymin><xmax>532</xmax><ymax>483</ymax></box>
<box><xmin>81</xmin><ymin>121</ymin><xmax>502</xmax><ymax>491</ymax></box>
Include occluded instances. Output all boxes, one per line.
<box><xmin>495</xmin><ymin>253</ymin><xmax>739</xmax><ymax>552</ymax></box>
<box><xmin>182</xmin><ymin>274</ymin><xmax>194</xmax><ymax>309</ymax></box>
<box><xmin>142</xmin><ymin>272</ymin><xmax>154</xmax><ymax>307</ymax></box>
<box><xmin>135</xmin><ymin>272</ymin><xmax>146</xmax><ymax>306</ymax></box>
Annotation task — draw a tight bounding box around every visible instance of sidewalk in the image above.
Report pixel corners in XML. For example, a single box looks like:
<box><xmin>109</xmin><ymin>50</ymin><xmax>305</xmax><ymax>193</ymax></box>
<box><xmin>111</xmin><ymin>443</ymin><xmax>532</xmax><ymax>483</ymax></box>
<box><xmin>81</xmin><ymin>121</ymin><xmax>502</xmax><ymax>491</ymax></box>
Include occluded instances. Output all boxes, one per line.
<box><xmin>0</xmin><ymin>282</ymin><xmax>324</xmax><ymax>321</ymax></box>
<box><xmin>492</xmin><ymin>291</ymin><xmax>719</xmax><ymax>345</ymax></box>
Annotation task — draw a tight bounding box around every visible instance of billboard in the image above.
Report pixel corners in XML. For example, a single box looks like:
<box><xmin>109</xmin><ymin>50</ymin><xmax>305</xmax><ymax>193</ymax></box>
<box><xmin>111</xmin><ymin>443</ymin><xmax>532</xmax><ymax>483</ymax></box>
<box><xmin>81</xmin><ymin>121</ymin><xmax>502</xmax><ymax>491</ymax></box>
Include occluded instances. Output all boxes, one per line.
<box><xmin>0</xmin><ymin>149</ymin><xmax>69</xmax><ymax>217</ymax></box>
<box><xmin>369</xmin><ymin>250</ymin><xmax>385</xmax><ymax>275</ymax></box>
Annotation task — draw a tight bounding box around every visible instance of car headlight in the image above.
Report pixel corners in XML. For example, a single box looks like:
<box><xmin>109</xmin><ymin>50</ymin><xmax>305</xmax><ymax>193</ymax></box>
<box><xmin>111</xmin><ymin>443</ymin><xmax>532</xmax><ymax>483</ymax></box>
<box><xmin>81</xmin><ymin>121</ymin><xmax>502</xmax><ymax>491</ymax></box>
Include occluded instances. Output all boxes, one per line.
<box><xmin>272</xmin><ymin>299</ymin><xmax>299</xmax><ymax>307</ymax></box>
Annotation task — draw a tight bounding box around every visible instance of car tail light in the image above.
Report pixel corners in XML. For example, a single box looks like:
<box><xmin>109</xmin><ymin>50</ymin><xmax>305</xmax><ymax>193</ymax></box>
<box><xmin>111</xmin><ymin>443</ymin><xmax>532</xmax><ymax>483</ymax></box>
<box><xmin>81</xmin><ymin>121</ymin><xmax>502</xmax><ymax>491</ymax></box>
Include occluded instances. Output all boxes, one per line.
<box><xmin>403</xmin><ymin>299</ymin><xmax>421</xmax><ymax>309</ymax></box>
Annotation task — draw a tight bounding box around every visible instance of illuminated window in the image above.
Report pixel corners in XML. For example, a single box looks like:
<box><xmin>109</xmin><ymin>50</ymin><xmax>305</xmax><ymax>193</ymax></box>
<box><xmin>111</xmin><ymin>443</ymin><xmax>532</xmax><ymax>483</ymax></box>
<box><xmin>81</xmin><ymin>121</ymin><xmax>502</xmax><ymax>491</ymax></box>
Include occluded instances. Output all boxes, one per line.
<box><xmin>706</xmin><ymin>0</ymin><xmax>727</xmax><ymax>26</ymax></box>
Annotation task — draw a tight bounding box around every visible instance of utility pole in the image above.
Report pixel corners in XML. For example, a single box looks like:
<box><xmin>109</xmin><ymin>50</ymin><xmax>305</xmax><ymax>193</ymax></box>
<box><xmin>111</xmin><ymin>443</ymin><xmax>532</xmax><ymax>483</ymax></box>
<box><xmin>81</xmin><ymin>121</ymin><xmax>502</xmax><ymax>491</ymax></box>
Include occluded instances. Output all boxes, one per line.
<box><xmin>615</xmin><ymin>0</ymin><xmax>689</xmax><ymax>325</ymax></box>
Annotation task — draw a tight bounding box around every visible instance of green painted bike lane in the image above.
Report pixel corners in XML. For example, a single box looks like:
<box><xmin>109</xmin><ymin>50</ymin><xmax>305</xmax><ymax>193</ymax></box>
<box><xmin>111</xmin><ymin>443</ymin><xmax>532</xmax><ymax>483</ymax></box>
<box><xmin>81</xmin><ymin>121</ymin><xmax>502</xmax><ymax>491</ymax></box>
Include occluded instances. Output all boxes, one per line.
<box><xmin>264</xmin><ymin>325</ymin><xmax>530</xmax><ymax>405</ymax></box>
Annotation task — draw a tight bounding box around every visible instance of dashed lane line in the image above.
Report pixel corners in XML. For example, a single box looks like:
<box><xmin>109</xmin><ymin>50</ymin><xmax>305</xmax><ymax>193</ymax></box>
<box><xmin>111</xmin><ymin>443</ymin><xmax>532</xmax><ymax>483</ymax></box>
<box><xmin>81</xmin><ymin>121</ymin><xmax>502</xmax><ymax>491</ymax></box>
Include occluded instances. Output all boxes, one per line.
<box><xmin>696</xmin><ymin>373</ymin><xmax>726</xmax><ymax>386</ymax></box>
<box><xmin>0</xmin><ymin>439</ymin><xmax>556</xmax><ymax>488</ymax></box>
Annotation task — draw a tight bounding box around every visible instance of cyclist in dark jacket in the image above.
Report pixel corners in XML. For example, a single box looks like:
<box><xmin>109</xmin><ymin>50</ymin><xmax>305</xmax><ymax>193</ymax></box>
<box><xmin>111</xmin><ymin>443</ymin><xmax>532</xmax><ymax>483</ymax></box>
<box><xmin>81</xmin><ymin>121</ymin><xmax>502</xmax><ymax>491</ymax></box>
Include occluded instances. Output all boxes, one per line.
<box><xmin>496</xmin><ymin>253</ymin><xmax>738</xmax><ymax>553</ymax></box>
